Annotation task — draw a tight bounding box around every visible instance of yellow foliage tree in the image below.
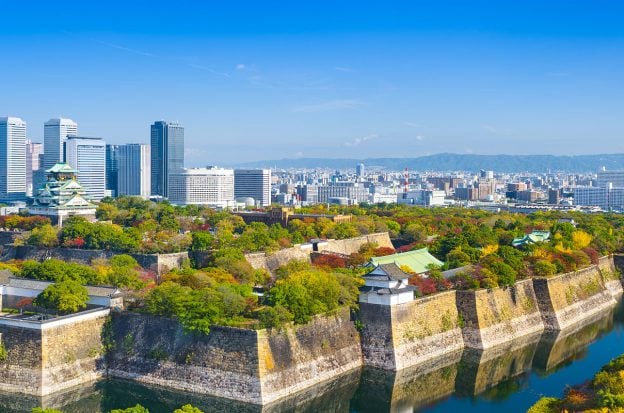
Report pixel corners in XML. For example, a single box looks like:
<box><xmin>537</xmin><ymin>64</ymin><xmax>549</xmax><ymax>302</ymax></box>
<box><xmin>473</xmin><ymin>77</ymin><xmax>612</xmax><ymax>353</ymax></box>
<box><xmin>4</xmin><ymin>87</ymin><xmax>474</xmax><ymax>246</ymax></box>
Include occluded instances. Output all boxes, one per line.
<box><xmin>571</xmin><ymin>230</ymin><xmax>592</xmax><ymax>250</ymax></box>
<box><xmin>481</xmin><ymin>244</ymin><xmax>499</xmax><ymax>256</ymax></box>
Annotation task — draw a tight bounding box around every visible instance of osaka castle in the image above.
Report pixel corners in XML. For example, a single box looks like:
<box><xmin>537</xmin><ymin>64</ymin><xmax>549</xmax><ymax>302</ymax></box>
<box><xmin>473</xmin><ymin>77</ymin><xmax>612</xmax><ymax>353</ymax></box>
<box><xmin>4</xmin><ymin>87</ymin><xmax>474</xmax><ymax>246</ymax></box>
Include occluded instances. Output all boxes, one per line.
<box><xmin>28</xmin><ymin>162</ymin><xmax>97</xmax><ymax>224</ymax></box>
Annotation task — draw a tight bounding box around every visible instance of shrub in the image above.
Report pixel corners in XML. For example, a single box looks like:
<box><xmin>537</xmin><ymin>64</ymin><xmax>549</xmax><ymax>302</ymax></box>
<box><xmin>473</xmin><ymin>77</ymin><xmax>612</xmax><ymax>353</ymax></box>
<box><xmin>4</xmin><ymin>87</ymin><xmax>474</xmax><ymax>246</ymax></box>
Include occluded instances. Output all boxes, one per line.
<box><xmin>533</xmin><ymin>260</ymin><xmax>557</xmax><ymax>277</ymax></box>
<box><xmin>527</xmin><ymin>397</ymin><xmax>561</xmax><ymax>413</ymax></box>
<box><xmin>33</xmin><ymin>279</ymin><xmax>89</xmax><ymax>314</ymax></box>
<box><xmin>257</xmin><ymin>305</ymin><xmax>294</xmax><ymax>329</ymax></box>
<box><xmin>110</xmin><ymin>405</ymin><xmax>149</xmax><ymax>413</ymax></box>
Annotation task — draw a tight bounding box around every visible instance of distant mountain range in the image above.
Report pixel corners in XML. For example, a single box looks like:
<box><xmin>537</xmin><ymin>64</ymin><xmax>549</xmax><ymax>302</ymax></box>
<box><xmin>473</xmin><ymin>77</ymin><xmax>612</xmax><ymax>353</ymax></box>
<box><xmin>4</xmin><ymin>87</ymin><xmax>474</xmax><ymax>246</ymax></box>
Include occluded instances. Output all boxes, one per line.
<box><xmin>235</xmin><ymin>153</ymin><xmax>624</xmax><ymax>173</ymax></box>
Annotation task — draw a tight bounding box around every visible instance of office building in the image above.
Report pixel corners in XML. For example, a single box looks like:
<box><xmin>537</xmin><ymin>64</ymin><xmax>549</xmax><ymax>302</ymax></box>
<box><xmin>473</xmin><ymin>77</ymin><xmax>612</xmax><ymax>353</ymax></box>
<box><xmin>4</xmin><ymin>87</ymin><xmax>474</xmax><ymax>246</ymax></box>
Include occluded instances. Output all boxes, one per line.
<box><xmin>574</xmin><ymin>185</ymin><xmax>624</xmax><ymax>211</ymax></box>
<box><xmin>118</xmin><ymin>144</ymin><xmax>151</xmax><ymax>198</ymax></box>
<box><xmin>597</xmin><ymin>170</ymin><xmax>624</xmax><ymax>188</ymax></box>
<box><xmin>106</xmin><ymin>144</ymin><xmax>120</xmax><ymax>197</ymax></box>
<box><xmin>26</xmin><ymin>140</ymin><xmax>44</xmax><ymax>197</ymax></box>
<box><xmin>43</xmin><ymin>118</ymin><xmax>77</xmax><ymax>170</ymax></box>
<box><xmin>356</xmin><ymin>163</ymin><xmax>365</xmax><ymax>178</ymax></box>
<box><xmin>0</xmin><ymin>117</ymin><xmax>27</xmax><ymax>201</ymax></box>
<box><xmin>150</xmin><ymin>121</ymin><xmax>184</xmax><ymax>198</ymax></box>
<box><xmin>234</xmin><ymin>169</ymin><xmax>271</xmax><ymax>206</ymax></box>
<box><xmin>317</xmin><ymin>182</ymin><xmax>370</xmax><ymax>204</ymax></box>
<box><xmin>65</xmin><ymin>137</ymin><xmax>106</xmax><ymax>201</ymax></box>
<box><xmin>168</xmin><ymin>167</ymin><xmax>234</xmax><ymax>208</ymax></box>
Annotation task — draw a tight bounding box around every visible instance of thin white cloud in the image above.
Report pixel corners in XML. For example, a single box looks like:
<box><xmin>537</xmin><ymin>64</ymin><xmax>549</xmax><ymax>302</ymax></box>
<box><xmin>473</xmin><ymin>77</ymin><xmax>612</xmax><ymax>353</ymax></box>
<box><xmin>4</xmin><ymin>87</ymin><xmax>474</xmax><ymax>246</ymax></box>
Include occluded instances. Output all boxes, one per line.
<box><xmin>236</xmin><ymin>64</ymin><xmax>247</xmax><ymax>70</ymax></box>
<box><xmin>335</xmin><ymin>66</ymin><xmax>354</xmax><ymax>72</ymax></box>
<box><xmin>404</xmin><ymin>121</ymin><xmax>422</xmax><ymax>128</ymax></box>
<box><xmin>187</xmin><ymin>63</ymin><xmax>231</xmax><ymax>78</ymax></box>
<box><xmin>293</xmin><ymin>151</ymin><xmax>304</xmax><ymax>158</ymax></box>
<box><xmin>483</xmin><ymin>125</ymin><xmax>498</xmax><ymax>134</ymax></box>
<box><xmin>95</xmin><ymin>40</ymin><xmax>155</xmax><ymax>57</ymax></box>
<box><xmin>415</xmin><ymin>135</ymin><xmax>424</xmax><ymax>141</ymax></box>
<box><xmin>344</xmin><ymin>134</ymin><xmax>379</xmax><ymax>147</ymax></box>
<box><xmin>293</xmin><ymin>99</ymin><xmax>365</xmax><ymax>113</ymax></box>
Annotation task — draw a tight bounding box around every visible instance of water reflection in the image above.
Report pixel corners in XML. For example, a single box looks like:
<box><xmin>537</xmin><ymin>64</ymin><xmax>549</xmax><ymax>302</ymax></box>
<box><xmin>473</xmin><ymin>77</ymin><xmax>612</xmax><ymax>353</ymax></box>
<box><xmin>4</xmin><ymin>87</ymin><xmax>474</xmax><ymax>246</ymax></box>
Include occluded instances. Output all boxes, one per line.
<box><xmin>1</xmin><ymin>302</ymin><xmax>622</xmax><ymax>413</ymax></box>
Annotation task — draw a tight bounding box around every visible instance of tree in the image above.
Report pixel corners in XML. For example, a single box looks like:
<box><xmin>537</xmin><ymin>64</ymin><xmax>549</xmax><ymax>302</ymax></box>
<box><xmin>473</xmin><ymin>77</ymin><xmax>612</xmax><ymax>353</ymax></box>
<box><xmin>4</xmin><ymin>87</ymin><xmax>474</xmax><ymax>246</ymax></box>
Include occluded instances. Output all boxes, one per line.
<box><xmin>190</xmin><ymin>231</ymin><xmax>214</xmax><ymax>251</ymax></box>
<box><xmin>174</xmin><ymin>405</ymin><xmax>204</xmax><ymax>413</ymax></box>
<box><xmin>33</xmin><ymin>279</ymin><xmax>89</xmax><ymax>314</ymax></box>
<box><xmin>26</xmin><ymin>224</ymin><xmax>59</xmax><ymax>247</ymax></box>
<box><xmin>31</xmin><ymin>408</ymin><xmax>64</xmax><ymax>413</ymax></box>
<box><xmin>110</xmin><ymin>405</ymin><xmax>149</xmax><ymax>413</ymax></box>
<box><xmin>534</xmin><ymin>260</ymin><xmax>557</xmax><ymax>277</ymax></box>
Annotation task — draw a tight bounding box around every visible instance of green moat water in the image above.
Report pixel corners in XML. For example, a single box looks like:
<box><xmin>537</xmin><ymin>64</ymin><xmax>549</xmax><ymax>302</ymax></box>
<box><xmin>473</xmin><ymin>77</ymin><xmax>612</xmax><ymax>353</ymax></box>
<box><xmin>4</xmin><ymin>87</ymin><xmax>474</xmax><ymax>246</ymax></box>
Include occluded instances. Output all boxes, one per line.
<box><xmin>2</xmin><ymin>300</ymin><xmax>624</xmax><ymax>413</ymax></box>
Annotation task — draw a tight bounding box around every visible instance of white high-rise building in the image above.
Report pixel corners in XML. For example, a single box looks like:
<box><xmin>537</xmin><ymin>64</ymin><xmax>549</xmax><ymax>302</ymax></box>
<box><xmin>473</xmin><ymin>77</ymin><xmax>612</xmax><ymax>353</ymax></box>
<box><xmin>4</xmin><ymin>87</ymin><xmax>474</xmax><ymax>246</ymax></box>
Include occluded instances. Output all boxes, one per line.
<box><xmin>65</xmin><ymin>136</ymin><xmax>106</xmax><ymax>201</ymax></box>
<box><xmin>118</xmin><ymin>144</ymin><xmax>151</xmax><ymax>198</ymax></box>
<box><xmin>234</xmin><ymin>169</ymin><xmax>271</xmax><ymax>206</ymax></box>
<box><xmin>169</xmin><ymin>167</ymin><xmax>234</xmax><ymax>207</ymax></box>
<box><xmin>26</xmin><ymin>140</ymin><xmax>44</xmax><ymax>197</ymax></box>
<box><xmin>0</xmin><ymin>117</ymin><xmax>27</xmax><ymax>201</ymax></box>
<box><xmin>43</xmin><ymin>118</ymin><xmax>77</xmax><ymax>170</ymax></box>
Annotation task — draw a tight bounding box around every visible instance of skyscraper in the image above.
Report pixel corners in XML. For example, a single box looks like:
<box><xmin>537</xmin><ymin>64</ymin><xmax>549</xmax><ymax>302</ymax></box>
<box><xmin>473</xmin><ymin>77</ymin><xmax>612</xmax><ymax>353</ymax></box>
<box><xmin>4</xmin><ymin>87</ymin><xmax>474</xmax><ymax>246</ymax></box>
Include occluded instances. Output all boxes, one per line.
<box><xmin>150</xmin><ymin>121</ymin><xmax>184</xmax><ymax>198</ymax></box>
<box><xmin>234</xmin><ymin>169</ymin><xmax>272</xmax><ymax>206</ymax></box>
<box><xmin>0</xmin><ymin>117</ymin><xmax>27</xmax><ymax>201</ymax></box>
<box><xmin>26</xmin><ymin>139</ymin><xmax>44</xmax><ymax>197</ymax></box>
<box><xmin>43</xmin><ymin>118</ymin><xmax>77</xmax><ymax>170</ymax></box>
<box><xmin>356</xmin><ymin>163</ymin><xmax>365</xmax><ymax>178</ymax></box>
<box><xmin>118</xmin><ymin>144</ymin><xmax>151</xmax><ymax>198</ymax></box>
<box><xmin>65</xmin><ymin>136</ymin><xmax>106</xmax><ymax>201</ymax></box>
<box><xmin>106</xmin><ymin>144</ymin><xmax>120</xmax><ymax>197</ymax></box>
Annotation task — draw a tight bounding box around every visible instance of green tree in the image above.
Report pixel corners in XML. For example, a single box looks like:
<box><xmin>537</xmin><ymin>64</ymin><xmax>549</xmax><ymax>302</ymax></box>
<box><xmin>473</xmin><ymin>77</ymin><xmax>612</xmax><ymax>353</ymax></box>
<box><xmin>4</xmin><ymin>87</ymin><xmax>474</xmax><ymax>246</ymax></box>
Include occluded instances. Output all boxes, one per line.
<box><xmin>27</xmin><ymin>224</ymin><xmax>59</xmax><ymax>247</ymax></box>
<box><xmin>534</xmin><ymin>260</ymin><xmax>557</xmax><ymax>277</ymax></box>
<box><xmin>110</xmin><ymin>405</ymin><xmax>149</xmax><ymax>413</ymax></box>
<box><xmin>32</xmin><ymin>408</ymin><xmax>64</xmax><ymax>413</ymax></box>
<box><xmin>190</xmin><ymin>231</ymin><xmax>214</xmax><ymax>251</ymax></box>
<box><xmin>33</xmin><ymin>279</ymin><xmax>89</xmax><ymax>313</ymax></box>
<box><xmin>173</xmin><ymin>404</ymin><xmax>204</xmax><ymax>413</ymax></box>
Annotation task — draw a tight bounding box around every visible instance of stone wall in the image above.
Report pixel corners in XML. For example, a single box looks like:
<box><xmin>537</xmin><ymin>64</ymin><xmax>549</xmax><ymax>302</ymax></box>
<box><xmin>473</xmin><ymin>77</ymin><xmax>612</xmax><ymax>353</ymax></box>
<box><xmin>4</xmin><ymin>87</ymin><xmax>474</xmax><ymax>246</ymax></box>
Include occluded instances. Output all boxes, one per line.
<box><xmin>0</xmin><ymin>309</ymin><xmax>109</xmax><ymax>396</ymax></box>
<box><xmin>0</xmin><ymin>245</ymin><xmax>188</xmax><ymax>275</ymax></box>
<box><xmin>245</xmin><ymin>232</ymin><xmax>393</xmax><ymax>274</ymax></box>
<box><xmin>533</xmin><ymin>261</ymin><xmax>618</xmax><ymax>330</ymax></box>
<box><xmin>0</xmin><ymin>231</ymin><xmax>20</xmax><ymax>246</ymax></box>
<box><xmin>0</xmin><ymin>324</ymin><xmax>41</xmax><ymax>394</ymax></box>
<box><xmin>106</xmin><ymin>308</ymin><xmax>361</xmax><ymax>405</ymax></box>
<box><xmin>456</xmin><ymin>279</ymin><xmax>544</xmax><ymax>349</ymax></box>
<box><xmin>360</xmin><ymin>291</ymin><xmax>464</xmax><ymax>370</ymax></box>
<box><xmin>257</xmin><ymin>307</ymin><xmax>362</xmax><ymax>404</ymax></box>
<box><xmin>245</xmin><ymin>246</ymin><xmax>312</xmax><ymax>274</ymax></box>
<box><xmin>319</xmin><ymin>232</ymin><xmax>394</xmax><ymax>255</ymax></box>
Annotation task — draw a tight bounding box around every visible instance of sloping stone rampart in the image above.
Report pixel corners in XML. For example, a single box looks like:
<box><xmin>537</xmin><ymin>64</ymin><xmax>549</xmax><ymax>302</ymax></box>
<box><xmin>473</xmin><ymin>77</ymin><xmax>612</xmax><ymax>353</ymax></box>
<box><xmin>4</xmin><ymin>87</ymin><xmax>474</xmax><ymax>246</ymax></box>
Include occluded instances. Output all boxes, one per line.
<box><xmin>456</xmin><ymin>279</ymin><xmax>544</xmax><ymax>349</ymax></box>
<box><xmin>245</xmin><ymin>232</ymin><xmax>393</xmax><ymax>274</ymax></box>
<box><xmin>106</xmin><ymin>308</ymin><xmax>361</xmax><ymax>404</ymax></box>
<box><xmin>360</xmin><ymin>291</ymin><xmax>464</xmax><ymax>370</ymax></box>
<box><xmin>533</xmin><ymin>262</ymin><xmax>617</xmax><ymax>330</ymax></box>
<box><xmin>0</xmin><ymin>309</ymin><xmax>108</xmax><ymax>396</ymax></box>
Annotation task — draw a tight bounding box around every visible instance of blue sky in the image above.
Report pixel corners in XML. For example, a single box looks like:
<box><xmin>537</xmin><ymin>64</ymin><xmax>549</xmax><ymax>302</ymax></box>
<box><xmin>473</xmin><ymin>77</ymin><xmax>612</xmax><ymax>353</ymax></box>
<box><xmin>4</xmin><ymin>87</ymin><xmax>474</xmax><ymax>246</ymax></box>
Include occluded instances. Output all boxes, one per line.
<box><xmin>2</xmin><ymin>1</ymin><xmax>624</xmax><ymax>165</ymax></box>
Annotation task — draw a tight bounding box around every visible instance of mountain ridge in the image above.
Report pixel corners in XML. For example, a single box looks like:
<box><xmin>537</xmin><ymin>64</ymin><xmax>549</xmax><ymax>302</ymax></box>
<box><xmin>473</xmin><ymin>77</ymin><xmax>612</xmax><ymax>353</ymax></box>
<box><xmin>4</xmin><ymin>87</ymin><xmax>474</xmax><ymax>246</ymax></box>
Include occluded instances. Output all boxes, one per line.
<box><xmin>233</xmin><ymin>153</ymin><xmax>624</xmax><ymax>173</ymax></box>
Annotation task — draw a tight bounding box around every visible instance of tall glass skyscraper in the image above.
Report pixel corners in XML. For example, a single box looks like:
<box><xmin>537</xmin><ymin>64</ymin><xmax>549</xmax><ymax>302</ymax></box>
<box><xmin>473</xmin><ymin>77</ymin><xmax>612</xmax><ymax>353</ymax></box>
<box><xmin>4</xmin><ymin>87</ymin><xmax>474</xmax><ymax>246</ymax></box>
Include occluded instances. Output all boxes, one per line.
<box><xmin>0</xmin><ymin>117</ymin><xmax>27</xmax><ymax>201</ymax></box>
<box><xmin>65</xmin><ymin>136</ymin><xmax>106</xmax><ymax>201</ymax></box>
<box><xmin>106</xmin><ymin>144</ymin><xmax>120</xmax><ymax>197</ymax></box>
<box><xmin>43</xmin><ymin>118</ymin><xmax>77</xmax><ymax>170</ymax></box>
<box><xmin>118</xmin><ymin>143</ymin><xmax>151</xmax><ymax>198</ymax></box>
<box><xmin>150</xmin><ymin>121</ymin><xmax>184</xmax><ymax>198</ymax></box>
<box><xmin>26</xmin><ymin>139</ymin><xmax>44</xmax><ymax>197</ymax></box>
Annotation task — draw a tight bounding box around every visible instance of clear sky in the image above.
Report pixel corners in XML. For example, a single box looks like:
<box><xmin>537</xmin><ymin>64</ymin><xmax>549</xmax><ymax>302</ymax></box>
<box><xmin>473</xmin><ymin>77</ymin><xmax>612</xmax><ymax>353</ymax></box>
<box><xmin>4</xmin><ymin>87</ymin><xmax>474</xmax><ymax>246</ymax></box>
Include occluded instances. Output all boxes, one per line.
<box><xmin>2</xmin><ymin>1</ymin><xmax>624</xmax><ymax>165</ymax></box>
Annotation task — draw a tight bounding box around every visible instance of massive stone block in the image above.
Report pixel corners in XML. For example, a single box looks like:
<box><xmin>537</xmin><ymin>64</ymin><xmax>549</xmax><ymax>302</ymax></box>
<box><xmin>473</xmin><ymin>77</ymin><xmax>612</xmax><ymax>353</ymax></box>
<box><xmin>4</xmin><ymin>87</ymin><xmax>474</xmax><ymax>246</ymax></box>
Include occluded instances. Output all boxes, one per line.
<box><xmin>456</xmin><ymin>279</ymin><xmax>545</xmax><ymax>349</ymax></box>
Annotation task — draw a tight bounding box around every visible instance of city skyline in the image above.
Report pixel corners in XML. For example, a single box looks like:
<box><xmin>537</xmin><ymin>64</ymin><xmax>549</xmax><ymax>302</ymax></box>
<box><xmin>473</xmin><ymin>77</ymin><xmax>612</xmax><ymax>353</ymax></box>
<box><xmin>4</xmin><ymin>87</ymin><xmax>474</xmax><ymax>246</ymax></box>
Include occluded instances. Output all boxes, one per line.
<box><xmin>2</xmin><ymin>1</ymin><xmax>624</xmax><ymax>165</ymax></box>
